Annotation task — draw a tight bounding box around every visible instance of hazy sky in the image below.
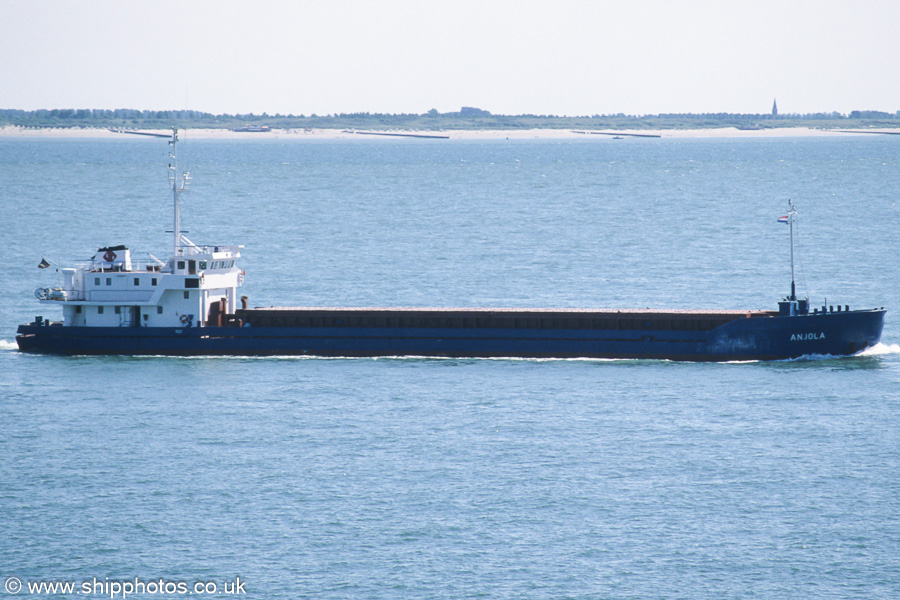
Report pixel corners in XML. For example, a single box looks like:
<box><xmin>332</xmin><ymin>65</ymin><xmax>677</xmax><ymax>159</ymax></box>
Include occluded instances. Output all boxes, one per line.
<box><xmin>2</xmin><ymin>0</ymin><xmax>897</xmax><ymax>116</ymax></box>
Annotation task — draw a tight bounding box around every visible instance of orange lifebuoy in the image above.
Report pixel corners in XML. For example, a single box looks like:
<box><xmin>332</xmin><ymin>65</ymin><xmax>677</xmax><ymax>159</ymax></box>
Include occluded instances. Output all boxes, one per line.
<box><xmin>103</xmin><ymin>250</ymin><xmax>116</xmax><ymax>262</ymax></box>
<box><xmin>180</xmin><ymin>314</ymin><xmax>190</xmax><ymax>325</ymax></box>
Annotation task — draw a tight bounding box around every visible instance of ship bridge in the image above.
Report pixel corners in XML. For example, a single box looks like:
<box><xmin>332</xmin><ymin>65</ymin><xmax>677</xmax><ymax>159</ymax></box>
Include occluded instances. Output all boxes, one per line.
<box><xmin>34</xmin><ymin>240</ymin><xmax>244</xmax><ymax>329</ymax></box>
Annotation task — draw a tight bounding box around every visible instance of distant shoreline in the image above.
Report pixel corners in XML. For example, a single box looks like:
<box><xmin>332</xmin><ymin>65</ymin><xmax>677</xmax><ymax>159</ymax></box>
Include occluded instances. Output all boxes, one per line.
<box><xmin>1</xmin><ymin>125</ymin><xmax>895</xmax><ymax>140</ymax></box>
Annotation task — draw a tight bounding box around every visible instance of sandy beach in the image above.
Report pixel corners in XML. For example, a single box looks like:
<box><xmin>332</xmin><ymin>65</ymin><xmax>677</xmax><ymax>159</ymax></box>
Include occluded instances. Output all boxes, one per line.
<box><xmin>1</xmin><ymin>125</ymin><xmax>889</xmax><ymax>140</ymax></box>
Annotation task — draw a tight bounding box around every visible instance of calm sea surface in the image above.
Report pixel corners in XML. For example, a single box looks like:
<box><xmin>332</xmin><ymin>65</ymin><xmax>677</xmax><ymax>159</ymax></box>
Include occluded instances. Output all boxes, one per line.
<box><xmin>1</xmin><ymin>135</ymin><xmax>898</xmax><ymax>599</ymax></box>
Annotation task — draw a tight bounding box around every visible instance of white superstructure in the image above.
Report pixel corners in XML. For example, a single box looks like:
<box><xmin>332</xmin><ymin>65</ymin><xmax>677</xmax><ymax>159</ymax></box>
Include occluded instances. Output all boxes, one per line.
<box><xmin>33</xmin><ymin>128</ymin><xmax>245</xmax><ymax>329</ymax></box>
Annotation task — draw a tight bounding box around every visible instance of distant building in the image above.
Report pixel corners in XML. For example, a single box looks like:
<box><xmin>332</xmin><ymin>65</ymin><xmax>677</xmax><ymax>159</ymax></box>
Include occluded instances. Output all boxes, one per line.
<box><xmin>772</xmin><ymin>99</ymin><xmax>778</xmax><ymax>116</ymax></box>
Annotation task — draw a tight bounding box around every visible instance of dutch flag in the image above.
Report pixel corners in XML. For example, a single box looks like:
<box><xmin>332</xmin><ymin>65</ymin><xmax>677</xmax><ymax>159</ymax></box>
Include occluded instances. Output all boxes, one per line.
<box><xmin>777</xmin><ymin>215</ymin><xmax>790</xmax><ymax>224</ymax></box>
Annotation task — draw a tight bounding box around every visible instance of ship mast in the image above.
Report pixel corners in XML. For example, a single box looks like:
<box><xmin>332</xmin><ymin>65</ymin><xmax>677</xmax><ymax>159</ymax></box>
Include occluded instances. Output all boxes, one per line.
<box><xmin>167</xmin><ymin>128</ymin><xmax>191</xmax><ymax>256</ymax></box>
<box><xmin>786</xmin><ymin>200</ymin><xmax>797</xmax><ymax>301</ymax></box>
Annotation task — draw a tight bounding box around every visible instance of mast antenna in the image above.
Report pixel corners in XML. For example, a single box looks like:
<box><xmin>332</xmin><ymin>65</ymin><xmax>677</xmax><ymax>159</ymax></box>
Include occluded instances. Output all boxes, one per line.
<box><xmin>106</xmin><ymin>127</ymin><xmax>185</xmax><ymax>254</ymax></box>
<box><xmin>167</xmin><ymin>127</ymin><xmax>191</xmax><ymax>256</ymax></box>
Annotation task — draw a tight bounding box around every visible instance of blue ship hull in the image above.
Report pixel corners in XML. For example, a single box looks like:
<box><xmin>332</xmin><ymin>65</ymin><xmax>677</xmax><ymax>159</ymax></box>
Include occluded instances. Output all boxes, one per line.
<box><xmin>16</xmin><ymin>307</ymin><xmax>885</xmax><ymax>361</ymax></box>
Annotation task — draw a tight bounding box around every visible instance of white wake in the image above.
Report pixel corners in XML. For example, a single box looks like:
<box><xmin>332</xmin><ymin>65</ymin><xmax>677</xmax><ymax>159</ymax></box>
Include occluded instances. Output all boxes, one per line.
<box><xmin>858</xmin><ymin>342</ymin><xmax>900</xmax><ymax>357</ymax></box>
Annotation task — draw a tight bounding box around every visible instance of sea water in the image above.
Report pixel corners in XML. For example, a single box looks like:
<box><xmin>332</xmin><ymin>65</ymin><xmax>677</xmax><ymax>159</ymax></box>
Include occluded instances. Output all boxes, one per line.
<box><xmin>0</xmin><ymin>135</ymin><xmax>898</xmax><ymax>599</ymax></box>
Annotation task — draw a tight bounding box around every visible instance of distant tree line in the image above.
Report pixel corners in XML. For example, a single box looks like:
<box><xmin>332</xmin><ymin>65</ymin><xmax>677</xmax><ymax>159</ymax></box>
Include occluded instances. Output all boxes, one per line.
<box><xmin>1</xmin><ymin>107</ymin><xmax>898</xmax><ymax>131</ymax></box>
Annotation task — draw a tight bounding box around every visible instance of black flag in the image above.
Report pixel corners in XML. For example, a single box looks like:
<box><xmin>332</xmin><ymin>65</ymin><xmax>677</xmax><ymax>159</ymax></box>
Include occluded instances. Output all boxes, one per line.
<box><xmin>38</xmin><ymin>258</ymin><xmax>51</xmax><ymax>269</ymax></box>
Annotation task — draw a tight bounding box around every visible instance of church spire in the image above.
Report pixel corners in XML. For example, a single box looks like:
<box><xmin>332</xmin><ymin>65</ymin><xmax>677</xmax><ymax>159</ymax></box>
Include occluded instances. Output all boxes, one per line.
<box><xmin>772</xmin><ymin>98</ymin><xmax>778</xmax><ymax>116</ymax></box>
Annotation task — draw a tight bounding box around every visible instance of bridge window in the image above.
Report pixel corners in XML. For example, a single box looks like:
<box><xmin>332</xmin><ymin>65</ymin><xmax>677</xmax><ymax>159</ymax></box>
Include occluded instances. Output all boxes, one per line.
<box><xmin>98</xmin><ymin>306</ymin><xmax>104</xmax><ymax>314</ymax></box>
<box><xmin>157</xmin><ymin>306</ymin><xmax>163</xmax><ymax>314</ymax></box>
<box><xmin>94</xmin><ymin>277</ymin><xmax>100</xmax><ymax>286</ymax></box>
<box><xmin>114</xmin><ymin>306</ymin><xmax>121</xmax><ymax>314</ymax></box>
<box><xmin>106</xmin><ymin>278</ymin><xmax>112</xmax><ymax>286</ymax></box>
<box><xmin>151</xmin><ymin>278</ymin><xmax>157</xmax><ymax>286</ymax></box>
<box><xmin>134</xmin><ymin>277</ymin><xmax>140</xmax><ymax>286</ymax></box>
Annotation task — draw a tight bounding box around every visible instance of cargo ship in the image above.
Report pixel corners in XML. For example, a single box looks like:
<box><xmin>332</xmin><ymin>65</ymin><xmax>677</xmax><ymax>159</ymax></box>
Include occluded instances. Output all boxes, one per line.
<box><xmin>16</xmin><ymin>130</ymin><xmax>885</xmax><ymax>360</ymax></box>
